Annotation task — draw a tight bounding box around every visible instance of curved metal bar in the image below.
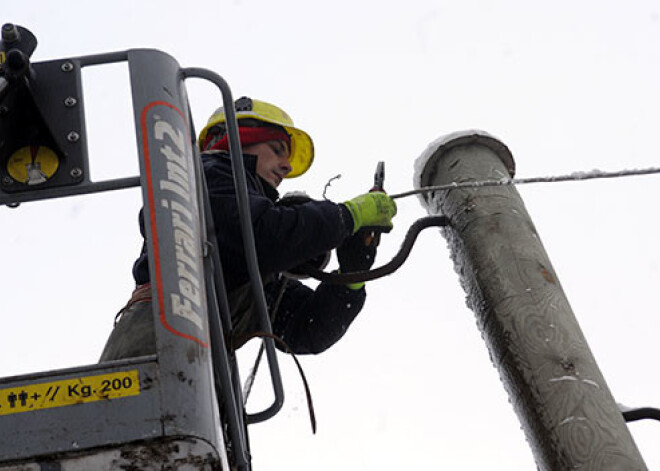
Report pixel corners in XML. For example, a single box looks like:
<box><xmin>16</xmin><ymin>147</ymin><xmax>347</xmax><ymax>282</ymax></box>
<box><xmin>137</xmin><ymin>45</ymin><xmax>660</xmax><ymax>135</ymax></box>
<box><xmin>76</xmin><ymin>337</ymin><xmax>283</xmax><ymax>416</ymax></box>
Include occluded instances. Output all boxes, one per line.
<box><xmin>182</xmin><ymin>67</ymin><xmax>284</xmax><ymax>424</ymax></box>
<box><xmin>0</xmin><ymin>176</ymin><xmax>141</xmax><ymax>206</ymax></box>
<box><xmin>194</xmin><ymin>156</ymin><xmax>251</xmax><ymax>470</ymax></box>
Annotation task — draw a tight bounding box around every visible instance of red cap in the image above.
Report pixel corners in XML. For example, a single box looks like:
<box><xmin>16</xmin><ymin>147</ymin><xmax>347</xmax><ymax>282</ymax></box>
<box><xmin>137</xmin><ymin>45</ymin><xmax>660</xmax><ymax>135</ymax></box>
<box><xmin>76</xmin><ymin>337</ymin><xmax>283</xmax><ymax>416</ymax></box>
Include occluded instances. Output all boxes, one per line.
<box><xmin>203</xmin><ymin>126</ymin><xmax>291</xmax><ymax>152</ymax></box>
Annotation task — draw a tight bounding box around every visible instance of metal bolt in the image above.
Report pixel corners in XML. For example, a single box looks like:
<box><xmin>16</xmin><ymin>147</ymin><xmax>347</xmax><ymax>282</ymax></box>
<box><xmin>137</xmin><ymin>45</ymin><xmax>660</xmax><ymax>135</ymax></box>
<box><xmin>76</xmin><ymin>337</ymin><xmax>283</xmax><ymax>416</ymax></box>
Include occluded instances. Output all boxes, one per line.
<box><xmin>2</xmin><ymin>176</ymin><xmax>13</xmax><ymax>185</ymax></box>
<box><xmin>61</xmin><ymin>62</ymin><xmax>74</xmax><ymax>72</ymax></box>
<box><xmin>70</xmin><ymin>167</ymin><xmax>83</xmax><ymax>178</ymax></box>
<box><xmin>67</xmin><ymin>131</ymin><xmax>80</xmax><ymax>142</ymax></box>
<box><xmin>64</xmin><ymin>96</ymin><xmax>77</xmax><ymax>107</ymax></box>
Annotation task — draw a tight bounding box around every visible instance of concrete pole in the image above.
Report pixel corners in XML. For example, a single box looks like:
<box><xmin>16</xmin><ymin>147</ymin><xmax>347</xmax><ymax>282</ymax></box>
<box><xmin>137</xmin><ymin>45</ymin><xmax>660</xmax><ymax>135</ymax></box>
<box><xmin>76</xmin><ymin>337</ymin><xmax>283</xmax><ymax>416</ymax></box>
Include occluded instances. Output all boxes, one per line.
<box><xmin>415</xmin><ymin>131</ymin><xmax>646</xmax><ymax>470</ymax></box>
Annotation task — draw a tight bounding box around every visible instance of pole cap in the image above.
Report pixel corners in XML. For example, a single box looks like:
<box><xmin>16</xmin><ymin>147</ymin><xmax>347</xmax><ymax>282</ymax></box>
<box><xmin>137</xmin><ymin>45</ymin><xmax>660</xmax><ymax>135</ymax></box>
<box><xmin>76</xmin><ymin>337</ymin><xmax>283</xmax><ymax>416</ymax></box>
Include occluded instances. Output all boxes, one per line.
<box><xmin>413</xmin><ymin>130</ymin><xmax>515</xmax><ymax>208</ymax></box>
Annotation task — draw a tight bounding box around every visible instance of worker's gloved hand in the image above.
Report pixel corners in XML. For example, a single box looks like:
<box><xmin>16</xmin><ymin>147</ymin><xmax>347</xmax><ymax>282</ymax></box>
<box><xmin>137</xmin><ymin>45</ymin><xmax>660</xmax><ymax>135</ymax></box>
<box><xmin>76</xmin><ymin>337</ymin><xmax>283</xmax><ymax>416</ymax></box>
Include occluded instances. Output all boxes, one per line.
<box><xmin>337</xmin><ymin>232</ymin><xmax>377</xmax><ymax>273</ymax></box>
<box><xmin>343</xmin><ymin>192</ymin><xmax>397</xmax><ymax>234</ymax></box>
<box><xmin>336</xmin><ymin>233</ymin><xmax>376</xmax><ymax>290</ymax></box>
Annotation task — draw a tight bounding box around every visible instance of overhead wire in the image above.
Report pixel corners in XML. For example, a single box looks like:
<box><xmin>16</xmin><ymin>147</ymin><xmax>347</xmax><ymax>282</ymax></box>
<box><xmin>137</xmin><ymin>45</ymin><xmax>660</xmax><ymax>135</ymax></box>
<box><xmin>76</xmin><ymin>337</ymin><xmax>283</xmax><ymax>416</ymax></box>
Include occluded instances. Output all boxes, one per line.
<box><xmin>303</xmin><ymin>165</ymin><xmax>660</xmax><ymax>284</ymax></box>
<box><xmin>389</xmin><ymin>166</ymin><xmax>660</xmax><ymax>200</ymax></box>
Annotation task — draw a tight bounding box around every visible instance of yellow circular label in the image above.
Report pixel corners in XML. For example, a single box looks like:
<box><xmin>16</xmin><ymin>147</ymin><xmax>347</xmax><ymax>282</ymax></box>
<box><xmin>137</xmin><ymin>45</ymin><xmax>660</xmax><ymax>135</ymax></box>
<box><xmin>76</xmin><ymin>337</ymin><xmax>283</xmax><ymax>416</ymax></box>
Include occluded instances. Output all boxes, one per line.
<box><xmin>7</xmin><ymin>146</ymin><xmax>60</xmax><ymax>185</ymax></box>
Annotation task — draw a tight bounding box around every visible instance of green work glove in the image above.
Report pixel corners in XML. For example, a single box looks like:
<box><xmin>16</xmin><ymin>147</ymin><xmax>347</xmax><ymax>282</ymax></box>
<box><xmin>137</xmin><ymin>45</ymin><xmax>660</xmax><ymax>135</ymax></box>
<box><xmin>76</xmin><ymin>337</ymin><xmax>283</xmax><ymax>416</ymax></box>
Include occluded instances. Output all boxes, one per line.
<box><xmin>343</xmin><ymin>192</ymin><xmax>397</xmax><ymax>234</ymax></box>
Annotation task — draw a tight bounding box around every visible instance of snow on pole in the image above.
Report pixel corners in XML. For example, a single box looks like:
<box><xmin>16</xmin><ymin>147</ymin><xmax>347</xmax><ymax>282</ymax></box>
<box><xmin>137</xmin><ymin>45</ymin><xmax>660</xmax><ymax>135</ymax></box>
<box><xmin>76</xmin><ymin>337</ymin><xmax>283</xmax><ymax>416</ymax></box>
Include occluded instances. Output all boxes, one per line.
<box><xmin>414</xmin><ymin>131</ymin><xmax>646</xmax><ymax>470</ymax></box>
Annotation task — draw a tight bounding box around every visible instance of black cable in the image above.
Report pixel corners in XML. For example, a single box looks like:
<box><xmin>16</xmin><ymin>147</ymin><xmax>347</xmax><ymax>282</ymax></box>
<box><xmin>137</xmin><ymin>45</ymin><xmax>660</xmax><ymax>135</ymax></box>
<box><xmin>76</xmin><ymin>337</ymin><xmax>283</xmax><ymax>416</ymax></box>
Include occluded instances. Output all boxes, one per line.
<box><xmin>243</xmin><ymin>277</ymin><xmax>289</xmax><ymax>404</ymax></box>
<box><xmin>299</xmin><ymin>215</ymin><xmax>449</xmax><ymax>284</ymax></box>
<box><xmin>623</xmin><ymin>407</ymin><xmax>660</xmax><ymax>423</ymax></box>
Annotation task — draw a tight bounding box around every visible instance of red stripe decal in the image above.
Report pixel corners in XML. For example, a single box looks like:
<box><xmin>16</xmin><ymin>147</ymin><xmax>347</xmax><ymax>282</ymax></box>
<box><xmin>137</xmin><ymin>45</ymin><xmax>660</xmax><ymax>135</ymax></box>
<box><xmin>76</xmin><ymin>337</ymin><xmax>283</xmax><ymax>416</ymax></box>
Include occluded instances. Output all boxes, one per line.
<box><xmin>140</xmin><ymin>100</ymin><xmax>208</xmax><ymax>348</ymax></box>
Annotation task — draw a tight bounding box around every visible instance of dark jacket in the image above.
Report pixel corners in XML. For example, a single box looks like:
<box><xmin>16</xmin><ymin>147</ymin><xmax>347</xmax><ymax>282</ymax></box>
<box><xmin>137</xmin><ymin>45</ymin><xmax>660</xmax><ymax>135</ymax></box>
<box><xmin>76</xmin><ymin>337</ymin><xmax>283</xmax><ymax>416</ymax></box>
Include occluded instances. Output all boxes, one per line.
<box><xmin>133</xmin><ymin>151</ymin><xmax>366</xmax><ymax>354</ymax></box>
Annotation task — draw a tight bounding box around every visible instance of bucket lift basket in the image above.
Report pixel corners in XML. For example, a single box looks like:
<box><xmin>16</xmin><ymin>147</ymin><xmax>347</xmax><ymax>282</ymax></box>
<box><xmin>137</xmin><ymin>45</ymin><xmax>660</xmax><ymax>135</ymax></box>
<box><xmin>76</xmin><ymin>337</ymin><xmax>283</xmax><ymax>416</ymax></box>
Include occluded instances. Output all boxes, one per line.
<box><xmin>0</xmin><ymin>25</ymin><xmax>282</xmax><ymax>471</ymax></box>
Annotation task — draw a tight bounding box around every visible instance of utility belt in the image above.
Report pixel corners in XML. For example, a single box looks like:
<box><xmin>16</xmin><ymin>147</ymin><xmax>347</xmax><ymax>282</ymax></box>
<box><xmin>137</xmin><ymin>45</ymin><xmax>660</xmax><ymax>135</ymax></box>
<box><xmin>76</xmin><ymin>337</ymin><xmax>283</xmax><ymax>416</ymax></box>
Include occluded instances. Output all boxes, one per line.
<box><xmin>114</xmin><ymin>281</ymin><xmax>262</xmax><ymax>330</ymax></box>
<box><xmin>113</xmin><ymin>279</ymin><xmax>279</xmax><ymax>350</ymax></box>
<box><xmin>114</xmin><ymin>283</ymin><xmax>153</xmax><ymax>326</ymax></box>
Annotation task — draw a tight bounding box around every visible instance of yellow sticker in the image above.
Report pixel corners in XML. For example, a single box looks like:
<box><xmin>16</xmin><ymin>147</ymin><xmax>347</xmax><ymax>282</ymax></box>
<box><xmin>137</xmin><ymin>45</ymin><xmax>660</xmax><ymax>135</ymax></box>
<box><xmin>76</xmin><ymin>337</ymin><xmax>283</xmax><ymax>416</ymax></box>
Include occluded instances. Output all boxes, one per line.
<box><xmin>0</xmin><ymin>51</ymin><xmax>5</xmax><ymax>65</ymax></box>
<box><xmin>7</xmin><ymin>146</ymin><xmax>60</xmax><ymax>185</ymax></box>
<box><xmin>0</xmin><ymin>370</ymin><xmax>140</xmax><ymax>416</ymax></box>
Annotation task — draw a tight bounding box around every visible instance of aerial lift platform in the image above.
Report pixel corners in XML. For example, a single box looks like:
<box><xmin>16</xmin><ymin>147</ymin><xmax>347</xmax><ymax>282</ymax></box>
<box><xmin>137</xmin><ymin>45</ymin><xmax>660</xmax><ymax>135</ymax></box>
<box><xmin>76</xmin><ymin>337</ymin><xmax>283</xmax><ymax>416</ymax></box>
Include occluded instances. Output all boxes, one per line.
<box><xmin>0</xmin><ymin>23</ymin><xmax>282</xmax><ymax>470</ymax></box>
<box><xmin>4</xmin><ymin>21</ymin><xmax>659</xmax><ymax>471</ymax></box>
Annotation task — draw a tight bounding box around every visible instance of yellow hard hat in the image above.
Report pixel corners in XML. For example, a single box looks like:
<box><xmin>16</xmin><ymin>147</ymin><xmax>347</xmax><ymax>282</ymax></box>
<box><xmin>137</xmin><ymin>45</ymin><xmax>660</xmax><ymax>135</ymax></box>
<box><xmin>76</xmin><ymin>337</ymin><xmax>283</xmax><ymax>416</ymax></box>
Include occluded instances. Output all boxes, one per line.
<box><xmin>199</xmin><ymin>97</ymin><xmax>314</xmax><ymax>178</ymax></box>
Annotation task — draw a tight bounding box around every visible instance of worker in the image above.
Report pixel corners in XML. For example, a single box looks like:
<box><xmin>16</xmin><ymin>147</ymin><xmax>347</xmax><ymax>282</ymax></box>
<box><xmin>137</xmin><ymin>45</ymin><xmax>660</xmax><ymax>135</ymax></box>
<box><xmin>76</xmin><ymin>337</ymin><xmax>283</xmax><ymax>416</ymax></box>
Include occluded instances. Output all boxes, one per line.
<box><xmin>100</xmin><ymin>97</ymin><xmax>396</xmax><ymax>360</ymax></box>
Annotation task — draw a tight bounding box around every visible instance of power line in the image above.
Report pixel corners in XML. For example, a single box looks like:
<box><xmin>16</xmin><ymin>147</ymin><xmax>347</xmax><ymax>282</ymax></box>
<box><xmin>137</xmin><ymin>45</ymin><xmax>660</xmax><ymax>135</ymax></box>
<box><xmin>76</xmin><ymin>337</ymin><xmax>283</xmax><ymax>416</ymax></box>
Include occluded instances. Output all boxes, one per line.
<box><xmin>391</xmin><ymin>166</ymin><xmax>660</xmax><ymax>200</ymax></box>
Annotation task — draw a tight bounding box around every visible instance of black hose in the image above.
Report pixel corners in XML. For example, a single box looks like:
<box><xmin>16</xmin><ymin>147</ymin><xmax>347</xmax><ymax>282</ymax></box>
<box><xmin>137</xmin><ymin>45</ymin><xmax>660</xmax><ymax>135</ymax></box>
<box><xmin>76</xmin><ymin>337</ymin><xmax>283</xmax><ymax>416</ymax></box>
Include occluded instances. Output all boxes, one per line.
<box><xmin>299</xmin><ymin>215</ymin><xmax>449</xmax><ymax>284</ymax></box>
<box><xmin>623</xmin><ymin>407</ymin><xmax>660</xmax><ymax>423</ymax></box>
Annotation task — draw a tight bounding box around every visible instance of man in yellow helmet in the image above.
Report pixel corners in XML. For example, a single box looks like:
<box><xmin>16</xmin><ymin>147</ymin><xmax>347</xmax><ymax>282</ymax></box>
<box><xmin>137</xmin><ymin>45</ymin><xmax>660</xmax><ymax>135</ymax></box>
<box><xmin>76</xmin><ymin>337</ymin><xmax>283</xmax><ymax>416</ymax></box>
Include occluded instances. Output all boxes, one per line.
<box><xmin>100</xmin><ymin>97</ymin><xmax>396</xmax><ymax>359</ymax></box>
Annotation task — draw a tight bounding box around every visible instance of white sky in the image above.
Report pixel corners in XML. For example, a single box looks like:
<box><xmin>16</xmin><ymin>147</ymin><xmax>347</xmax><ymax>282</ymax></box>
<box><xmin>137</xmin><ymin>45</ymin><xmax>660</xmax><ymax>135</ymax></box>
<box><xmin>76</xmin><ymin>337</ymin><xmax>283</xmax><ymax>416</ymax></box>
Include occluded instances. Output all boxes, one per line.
<box><xmin>2</xmin><ymin>1</ymin><xmax>660</xmax><ymax>469</ymax></box>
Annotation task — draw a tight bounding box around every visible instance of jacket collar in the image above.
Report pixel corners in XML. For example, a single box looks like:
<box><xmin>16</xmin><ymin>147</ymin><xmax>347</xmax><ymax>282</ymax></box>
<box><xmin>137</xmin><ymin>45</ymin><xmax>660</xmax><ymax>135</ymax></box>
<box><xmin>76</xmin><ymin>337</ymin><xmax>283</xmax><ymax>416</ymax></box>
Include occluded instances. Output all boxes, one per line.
<box><xmin>205</xmin><ymin>150</ymin><xmax>280</xmax><ymax>202</ymax></box>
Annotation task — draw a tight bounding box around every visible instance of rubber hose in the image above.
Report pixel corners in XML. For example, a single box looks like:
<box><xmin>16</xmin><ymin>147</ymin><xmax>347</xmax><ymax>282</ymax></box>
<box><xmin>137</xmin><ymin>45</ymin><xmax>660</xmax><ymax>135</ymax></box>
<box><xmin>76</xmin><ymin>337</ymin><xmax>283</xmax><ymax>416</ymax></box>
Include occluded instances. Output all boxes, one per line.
<box><xmin>299</xmin><ymin>215</ymin><xmax>449</xmax><ymax>284</ymax></box>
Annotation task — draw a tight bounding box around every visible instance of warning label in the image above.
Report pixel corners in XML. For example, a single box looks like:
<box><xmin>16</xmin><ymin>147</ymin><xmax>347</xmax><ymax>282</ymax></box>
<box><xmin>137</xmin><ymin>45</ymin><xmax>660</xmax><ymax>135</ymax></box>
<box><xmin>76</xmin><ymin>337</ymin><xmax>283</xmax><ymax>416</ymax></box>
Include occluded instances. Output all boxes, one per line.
<box><xmin>0</xmin><ymin>370</ymin><xmax>140</xmax><ymax>416</ymax></box>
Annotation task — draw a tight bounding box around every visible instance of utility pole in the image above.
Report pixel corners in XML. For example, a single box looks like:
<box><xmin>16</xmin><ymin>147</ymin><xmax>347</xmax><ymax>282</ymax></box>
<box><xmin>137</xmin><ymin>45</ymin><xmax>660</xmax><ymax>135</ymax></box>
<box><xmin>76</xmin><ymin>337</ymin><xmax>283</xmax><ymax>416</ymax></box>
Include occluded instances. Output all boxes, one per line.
<box><xmin>415</xmin><ymin>131</ymin><xmax>646</xmax><ymax>470</ymax></box>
